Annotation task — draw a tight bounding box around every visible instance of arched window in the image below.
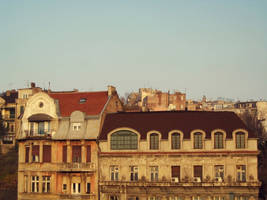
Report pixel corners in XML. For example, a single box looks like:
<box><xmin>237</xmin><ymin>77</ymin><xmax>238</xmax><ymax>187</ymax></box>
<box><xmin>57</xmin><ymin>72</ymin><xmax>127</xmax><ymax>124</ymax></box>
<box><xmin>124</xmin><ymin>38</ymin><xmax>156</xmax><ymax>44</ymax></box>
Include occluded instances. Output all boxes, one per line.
<box><xmin>110</xmin><ymin>130</ymin><xmax>138</xmax><ymax>150</ymax></box>
<box><xmin>194</xmin><ymin>132</ymin><xmax>203</xmax><ymax>149</ymax></box>
<box><xmin>171</xmin><ymin>133</ymin><xmax>181</xmax><ymax>149</ymax></box>
<box><xmin>214</xmin><ymin>132</ymin><xmax>224</xmax><ymax>149</ymax></box>
<box><xmin>150</xmin><ymin>133</ymin><xmax>159</xmax><ymax>150</ymax></box>
<box><xmin>236</xmin><ymin>132</ymin><xmax>245</xmax><ymax>148</ymax></box>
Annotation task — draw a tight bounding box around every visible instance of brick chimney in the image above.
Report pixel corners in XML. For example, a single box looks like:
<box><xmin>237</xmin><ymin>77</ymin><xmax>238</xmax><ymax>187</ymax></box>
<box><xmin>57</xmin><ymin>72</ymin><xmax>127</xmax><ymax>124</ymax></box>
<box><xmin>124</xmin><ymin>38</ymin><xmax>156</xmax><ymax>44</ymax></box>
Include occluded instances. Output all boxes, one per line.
<box><xmin>108</xmin><ymin>85</ymin><xmax>116</xmax><ymax>97</ymax></box>
<box><xmin>31</xmin><ymin>82</ymin><xmax>36</xmax><ymax>88</ymax></box>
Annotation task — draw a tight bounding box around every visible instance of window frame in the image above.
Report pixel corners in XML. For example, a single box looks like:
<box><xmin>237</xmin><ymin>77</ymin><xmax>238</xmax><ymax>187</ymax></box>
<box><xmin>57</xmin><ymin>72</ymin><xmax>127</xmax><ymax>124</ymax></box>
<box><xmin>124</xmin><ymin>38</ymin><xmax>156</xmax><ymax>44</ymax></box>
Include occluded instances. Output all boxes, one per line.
<box><xmin>110</xmin><ymin>130</ymin><xmax>139</xmax><ymax>150</ymax></box>
<box><xmin>171</xmin><ymin>132</ymin><xmax>181</xmax><ymax>149</ymax></box>
<box><xmin>42</xmin><ymin>176</ymin><xmax>51</xmax><ymax>193</ymax></box>
<box><xmin>213</xmin><ymin>131</ymin><xmax>224</xmax><ymax>149</ymax></box>
<box><xmin>150</xmin><ymin>166</ymin><xmax>159</xmax><ymax>182</ymax></box>
<box><xmin>31</xmin><ymin>176</ymin><xmax>39</xmax><ymax>193</ymax></box>
<box><xmin>194</xmin><ymin>132</ymin><xmax>203</xmax><ymax>149</ymax></box>
<box><xmin>110</xmin><ymin>165</ymin><xmax>119</xmax><ymax>181</ymax></box>
<box><xmin>236</xmin><ymin>165</ymin><xmax>246</xmax><ymax>182</ymax></box>
<box><xmin>148</xmin><ymin>132</ymin><xmax>161</xmax><ymax>150</ymax></box>
<box><xmin>130</xmin><ymin>166</ymin><xmax>138</xmax><ymax>181</ymax></box>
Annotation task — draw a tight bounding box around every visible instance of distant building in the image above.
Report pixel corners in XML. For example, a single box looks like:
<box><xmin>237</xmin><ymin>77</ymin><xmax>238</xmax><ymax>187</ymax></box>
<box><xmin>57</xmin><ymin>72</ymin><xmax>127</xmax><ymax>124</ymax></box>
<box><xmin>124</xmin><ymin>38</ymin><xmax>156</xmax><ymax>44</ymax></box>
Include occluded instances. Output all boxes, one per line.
<box><xmin>125</xmin><ymin>88</ymin><xmax>186</xmax><ymax>112</ymax></box>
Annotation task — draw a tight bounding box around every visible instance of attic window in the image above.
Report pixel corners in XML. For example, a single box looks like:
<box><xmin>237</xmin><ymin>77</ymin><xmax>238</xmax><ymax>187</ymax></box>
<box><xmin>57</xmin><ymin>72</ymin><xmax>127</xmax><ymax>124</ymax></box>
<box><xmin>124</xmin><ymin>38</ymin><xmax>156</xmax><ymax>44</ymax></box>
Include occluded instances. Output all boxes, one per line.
<box><xmin>73</xmin><ymin>123</ymin><xmax>81</xmax><ymax>131</ymax></box>
<box><xmin>80</xmin><ymin>98</ymin><xmax>87</xmax><ymax>104</ymax></box>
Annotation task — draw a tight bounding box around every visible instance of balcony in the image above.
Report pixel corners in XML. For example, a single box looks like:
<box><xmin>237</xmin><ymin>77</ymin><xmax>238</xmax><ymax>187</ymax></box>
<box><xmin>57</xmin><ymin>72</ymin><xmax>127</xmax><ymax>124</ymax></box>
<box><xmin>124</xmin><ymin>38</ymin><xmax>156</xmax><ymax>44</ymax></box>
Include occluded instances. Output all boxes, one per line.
<box><xmin>58</xmin><ymin>162</ymin><xmax>96</xmax><ymax>172</ymax></box>
<box><xmin>59</xmin><ymin>194</ymin><xmax>96</xmax><ymax>200</ymax></box>
<box><xmin>23</xmin><ymin>129</ymin><xmax>53</xmax><ymax>138</ymax></box>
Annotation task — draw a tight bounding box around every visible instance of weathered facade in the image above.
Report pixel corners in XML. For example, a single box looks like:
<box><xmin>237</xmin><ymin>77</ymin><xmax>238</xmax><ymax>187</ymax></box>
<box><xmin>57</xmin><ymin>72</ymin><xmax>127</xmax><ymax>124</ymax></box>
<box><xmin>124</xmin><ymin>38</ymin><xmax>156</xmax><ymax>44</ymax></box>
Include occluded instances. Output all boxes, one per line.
<box><xmin>98</xmin><ymin>111</ymin><xmax>260</xmax><ymax>200</ymax></box>
<box><xmin>17</xmin><ymin>86</ymin><xmax>123</xmax><ymax>200</ymax></box>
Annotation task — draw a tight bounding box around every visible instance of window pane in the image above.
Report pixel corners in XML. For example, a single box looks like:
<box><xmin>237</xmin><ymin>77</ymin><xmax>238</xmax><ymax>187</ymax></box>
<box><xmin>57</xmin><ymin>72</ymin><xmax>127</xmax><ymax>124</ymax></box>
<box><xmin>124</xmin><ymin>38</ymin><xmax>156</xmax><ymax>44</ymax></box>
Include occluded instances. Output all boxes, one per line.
<box><xmin>172</xmin><ymin>133</ymin><xmax>180</xmax><ymax>149</ymax></box>
<box><xmin>111</xmin><ymin>130</ymin><xmax>138</xmax><ymax>150</ymax></box>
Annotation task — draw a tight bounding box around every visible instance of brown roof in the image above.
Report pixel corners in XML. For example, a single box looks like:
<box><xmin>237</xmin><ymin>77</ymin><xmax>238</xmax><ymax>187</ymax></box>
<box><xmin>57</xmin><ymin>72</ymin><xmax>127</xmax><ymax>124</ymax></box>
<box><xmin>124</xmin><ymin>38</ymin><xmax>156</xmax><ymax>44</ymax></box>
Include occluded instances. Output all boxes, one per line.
<box><xmin>49</xmin><ymin>91</ymin><xmax>108</xmax><ymax>117</ymax></box>
<box><xmin>99</xmin><ymin>111</ymin><xmax>255</xmax><ymax>140</ymax></box>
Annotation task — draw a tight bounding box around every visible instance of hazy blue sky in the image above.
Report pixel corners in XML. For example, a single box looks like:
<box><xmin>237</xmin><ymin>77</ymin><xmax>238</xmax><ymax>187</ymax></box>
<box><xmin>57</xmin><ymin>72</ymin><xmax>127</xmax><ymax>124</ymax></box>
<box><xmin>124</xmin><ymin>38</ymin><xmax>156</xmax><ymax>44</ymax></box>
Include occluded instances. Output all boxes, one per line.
<box><xmin>1</xmin><ymin>1</ymin><xmax>266</xmax><ymax>100</ymax></box>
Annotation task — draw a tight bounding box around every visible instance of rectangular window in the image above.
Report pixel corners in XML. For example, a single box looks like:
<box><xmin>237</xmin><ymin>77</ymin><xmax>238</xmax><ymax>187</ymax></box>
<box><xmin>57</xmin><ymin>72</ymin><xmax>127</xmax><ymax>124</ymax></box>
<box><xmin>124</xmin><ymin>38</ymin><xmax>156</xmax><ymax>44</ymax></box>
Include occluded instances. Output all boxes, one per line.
<box><xmin>43</xmin><ymin>145</ymin><xmax>51</xmax><ymax>163</ymax></box>
<box><xmin>62</xmin><ymin>184</ymin><xmax>67</xmax><ymax>191</ymax></box>
<box><xmin>25</xmin><ymin>146</ymin><xmax>30</xmax><ymax>163</ymax></box>
<box><xmin>150</xmin><ymin>133</ymin><xmax>159</xmax><ymax>150</ymax></box>
<box><xmin>194</xmin><ymin>133</ymin><xmax>203</xmax><ymax>149</ymax></box>
<box><xmin>214</xmin><ymin>133</ymin><xmax>223</xmax><ymax>149</ymax></box>
<box><xmin>86</xmin><ymin>182</ymin><xmax>91</xmax><ymax>194</ymax></box>
<box><xmin>171</xmin><ymin>166</ymin><xmax>180</xmax><ymax>181</ymax></box>
<box><xmin>130</xmin><ymin>166</ymin><xmax>138</xmax><ymax>181</ymax></box>
<box><xmin>86</xmin><ymin>145</ymin><xmax>91</xmax><ymax>162</ymax></box>
<box><xmin>73</xmin><ymin>123</ymin><xmax>81</xmax><ymax>131</ymax></box>
<box><xmin>214</xmin><ymin>165</ymin><xmax>224</xmax><ymax>181</ymax></box>
<box><xmin>72</xmin><ymin>183</ymin><xmax>81</xmax><ymax>194</ymax></box>
<box><xmin>110</xmin><ymin>165</ymin><xmax>119</xmax><ymax>181</ymax></box>
<box><xmin>149</xmin><ymin>197</ymin><xmax>161</xmax><ymax>200</ymax></box>
<box><xmin>32</xmin><ymin>145</ymin><xmax>39</xmax><ymax>162</ymax></box>
<box><xmin>150</xmin><ymin>166</ymin><xmax>158</xmax><ymax>181</ymax></box>
<box><xmin>24</xmin><ymin>175</ymin><xmax>28</xmax><ymax>193</ymax></box>
<box><xmin>72</xmin><ymin>145</ymin><xmax>81</xmax><ymax>163</ymax></box>
<box><xmin>236</xmin><ymin>133</ymin><xmax>245</xmax><ymax>148</ymax></box>
<box><xmin>237</xmin><ymin>165</ymin><xmax>246</xmax><ymax>182</ymax></box>
<box><xmin>193</xmin><ymin>166</ymin><xmax>202</xmax><ymax>181</ymax></box>
<box><xmin>31</xmin><ymin>176</ymin><xmax>39</xmax><ymax>193</ymax></box>
<box><xmin>42</xmin><ymin>176</ymin><xmax>51</xmax><ymax>193</ymax></box>
<box><xmin>63</xmin><ymin>145</ymin><xmax>67</xmax><ymax>163</ymax></box>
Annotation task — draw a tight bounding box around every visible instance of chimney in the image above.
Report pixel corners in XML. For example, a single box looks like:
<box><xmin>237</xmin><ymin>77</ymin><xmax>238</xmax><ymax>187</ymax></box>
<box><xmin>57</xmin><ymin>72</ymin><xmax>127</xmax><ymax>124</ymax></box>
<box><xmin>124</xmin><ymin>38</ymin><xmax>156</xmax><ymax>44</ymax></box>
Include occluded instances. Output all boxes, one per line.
<box><xmin>108</xmin><ymin>85</ymin><xmax>116</xmax><ymax>97</ymax></box>
<box><xmin>31</xmin><ymin>82</ymin><xmax>36</xmax><ymax>88</ymax></box>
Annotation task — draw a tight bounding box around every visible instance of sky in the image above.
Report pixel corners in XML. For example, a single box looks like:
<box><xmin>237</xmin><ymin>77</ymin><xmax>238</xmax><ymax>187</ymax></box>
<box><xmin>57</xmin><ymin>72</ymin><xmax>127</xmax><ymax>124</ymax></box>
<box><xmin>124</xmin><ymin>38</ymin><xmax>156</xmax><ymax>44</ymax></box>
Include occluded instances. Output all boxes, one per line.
<box><xmin>0</xmin><ymin>1</ymin><xmax>266</xmax><ymax>101</ymax></box>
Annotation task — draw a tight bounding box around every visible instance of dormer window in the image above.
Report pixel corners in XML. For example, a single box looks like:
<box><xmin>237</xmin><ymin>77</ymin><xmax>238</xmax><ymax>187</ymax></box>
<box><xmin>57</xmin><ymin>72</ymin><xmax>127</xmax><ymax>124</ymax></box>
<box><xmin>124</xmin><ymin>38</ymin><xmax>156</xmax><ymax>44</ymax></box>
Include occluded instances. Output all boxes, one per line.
<box><xmin>79</xmin><ymin>98</ymin><xmax>87</xmax><ymax>104</ymax></box>
<box><xmin>73</xmin><ymin>123</ymin><xmax>81</xmax><ymax>131</ymax></box>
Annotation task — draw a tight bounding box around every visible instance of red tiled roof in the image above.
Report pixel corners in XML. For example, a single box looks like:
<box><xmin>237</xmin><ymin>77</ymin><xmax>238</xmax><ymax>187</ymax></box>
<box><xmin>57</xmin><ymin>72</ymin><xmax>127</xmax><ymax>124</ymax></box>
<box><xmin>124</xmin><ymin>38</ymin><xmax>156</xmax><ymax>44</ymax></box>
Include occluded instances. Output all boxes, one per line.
<box><xmin>49</xmin><ymin>91</ymin><xmax>108</xmax><ymax>117</ymax></box>
<box><xmin>99</xmin><ymin>111</ymin><xmax>256</xmax><ymax>140</ymax></box>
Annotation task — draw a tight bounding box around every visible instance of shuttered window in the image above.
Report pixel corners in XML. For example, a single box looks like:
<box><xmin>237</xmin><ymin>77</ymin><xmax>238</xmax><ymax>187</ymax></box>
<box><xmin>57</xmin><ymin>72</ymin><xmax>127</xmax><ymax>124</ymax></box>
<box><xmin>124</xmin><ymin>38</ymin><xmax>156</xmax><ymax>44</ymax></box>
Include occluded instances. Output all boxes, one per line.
<box><xmin>150</xmin><ymin>133</ymin><xmax>159</xmax><ymax>150</ymax></box>
<box><xmin>194</xmin><ymin>166</ymin><xmax>202</xmax><ymax>180</ymax></box>
<box><xmin>72</xmin><ymin>146</ymin><xmax>81</xmax><ymax>163</ymax></box>
<box><xmin>25</xmin><ymin>146</ymin><xmax>29</xmax><ymax>163</ymax></box>
<box><xmin>171</xmin><ymin>133</ymin><xmax>180</xmax><ymax>149</ymax></box>
<box><xmin>63</xmin><ymin>146</ymin><xmax>67</xmax><ymax>163</ymax></box>
<box><xmin>236</xmin><ymin>132</ymin><xmax>245</xmax><ymax>148</ymax></box>
<box><xmin>86</xmin><ymin>145</ymin><xmax>91</xmax><ymax>163</ymax></box>
<box><xmin>171</xmin><ymin>166</ymin><xmax>180</xmax><ymax>179</ymax></box>
<box><xmin>43</xmin><ymin>145</ymin><xmax>51</xmax><ymax>163</ymax></box>
<box><xmin>32</xmin><ymin>145</ymin><xmax>39</xmax><ymax>162</ymax></box>
<box><xmin>214</xmin><ymin>132</ymin><xmax>224</xmax><ymax>149</ymax></box>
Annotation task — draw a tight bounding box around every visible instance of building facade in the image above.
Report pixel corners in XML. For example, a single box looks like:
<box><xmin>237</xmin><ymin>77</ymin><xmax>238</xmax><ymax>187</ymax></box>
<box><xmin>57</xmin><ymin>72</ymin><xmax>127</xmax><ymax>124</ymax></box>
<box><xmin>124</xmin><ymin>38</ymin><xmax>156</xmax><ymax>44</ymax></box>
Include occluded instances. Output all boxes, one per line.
<box><xmin>17</xmin><ymin>86</ymin><xmax>123</xmax><ymax>200</ymax></box>
<box><xmin>98</xmin><ymin>111</ymin><xmax>260</xmax><ymax>200</ymax></box>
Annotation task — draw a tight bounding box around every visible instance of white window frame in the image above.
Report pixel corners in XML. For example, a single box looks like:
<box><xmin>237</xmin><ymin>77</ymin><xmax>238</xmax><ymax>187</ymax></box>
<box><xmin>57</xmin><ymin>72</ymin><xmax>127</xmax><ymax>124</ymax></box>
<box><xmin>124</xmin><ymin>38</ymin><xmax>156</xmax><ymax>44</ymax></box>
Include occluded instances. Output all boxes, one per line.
<box><xmin>31</xmin><ymin>176</ymin><xmax>39</xmax><ymax>193</ymax></box>
<box><xmin>73</xmin><ymin>123</ymin><xmax>81</xmax><ymax>131</ymax></box>
<box><xmin>150</xmin><ymin>166</ymin><xmax>159</xmax><ymax>181</ymax></box>
<box><xmin>72</xmin><ymin>182</ymin><xmax>81</xmax><ymax>194</ymax></box>
<box><xmin>42</xmin><ymin>176</ymin><xmax>51</xmax><ymax>193</ymax></box>
<box><xmin>130</xmin><ymin>166</ymin><xmax>138</xmax><ymax>181</ymax></box>
<box><xmin>110</xmin><ymin>165</ymin><xmax>119</xmax><ymax>181</ymax></box>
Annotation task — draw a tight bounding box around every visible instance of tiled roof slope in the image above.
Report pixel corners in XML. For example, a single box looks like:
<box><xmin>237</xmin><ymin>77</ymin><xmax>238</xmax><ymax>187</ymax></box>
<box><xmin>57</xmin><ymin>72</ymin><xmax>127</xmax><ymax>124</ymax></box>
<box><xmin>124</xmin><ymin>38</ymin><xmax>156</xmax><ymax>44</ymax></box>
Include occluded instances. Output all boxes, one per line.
<box><xmin>49</xmin><ymin>91</ymin><xmax>108</xmax><ymax>117</ymax></box>
<box><xmin>99</xmin><ymin>111</ymin><xmax>256</xmax><ymax>140</ymax></box>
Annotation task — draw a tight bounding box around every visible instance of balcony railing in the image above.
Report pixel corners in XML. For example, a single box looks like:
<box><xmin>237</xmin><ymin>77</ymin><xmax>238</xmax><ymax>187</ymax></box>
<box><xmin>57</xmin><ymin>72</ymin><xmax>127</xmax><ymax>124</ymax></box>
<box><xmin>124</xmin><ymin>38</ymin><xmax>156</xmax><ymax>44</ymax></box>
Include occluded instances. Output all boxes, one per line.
<box><xmin>58</xmin><ymin>162</ymin><xmax>96</xmax><ymax>172</ymax></box>
<box><xmin>24</xmin><ymin>129</ymin><xmax>53</xmax><ymax>138</ymax></box>
<box><xmin>100</xmin><ymin>180</ymin><xmax>261</xmax><ymax>187</ymax></box>
<box><xmin>59</xmin><ymin>194</ymin><xmax>96</xmax><ymax>200</ymax></box>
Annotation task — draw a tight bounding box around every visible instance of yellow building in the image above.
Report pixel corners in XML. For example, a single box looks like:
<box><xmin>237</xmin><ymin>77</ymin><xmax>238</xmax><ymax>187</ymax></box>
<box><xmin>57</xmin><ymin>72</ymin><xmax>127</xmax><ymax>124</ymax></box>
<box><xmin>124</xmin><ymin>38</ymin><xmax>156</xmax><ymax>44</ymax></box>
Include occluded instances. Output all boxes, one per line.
<box><xmin>98</xmin><ymin>111</ymin><xmax>260</xmax><ymax>200</ymax></box>
<box><xmin>17</xmin><ymin>86</ymin><xmax>123</xmax><ymax>200</ymax></box>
